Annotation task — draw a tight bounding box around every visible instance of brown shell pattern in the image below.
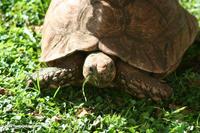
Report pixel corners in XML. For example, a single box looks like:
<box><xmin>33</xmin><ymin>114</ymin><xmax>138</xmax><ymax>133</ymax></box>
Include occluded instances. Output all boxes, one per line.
<box><xmin>41</xmin><ymin>0</ymin><xmax>198</xmax><ymax>73</ymax></box>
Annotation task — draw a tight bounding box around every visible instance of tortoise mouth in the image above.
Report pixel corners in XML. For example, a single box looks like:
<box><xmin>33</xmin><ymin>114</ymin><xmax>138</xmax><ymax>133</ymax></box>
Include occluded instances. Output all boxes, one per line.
<box><xmin>85</xmin><ymin>74</ymin><xmax>113</xmax><ymax>88</ymax></box>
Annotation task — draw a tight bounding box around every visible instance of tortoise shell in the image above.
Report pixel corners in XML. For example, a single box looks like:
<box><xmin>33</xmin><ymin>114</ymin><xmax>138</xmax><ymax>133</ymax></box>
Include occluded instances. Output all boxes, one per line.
<box><xmin>40</xmin><ymin>0</ymin><xmax>198</xmax><ymax>73</ymax></box>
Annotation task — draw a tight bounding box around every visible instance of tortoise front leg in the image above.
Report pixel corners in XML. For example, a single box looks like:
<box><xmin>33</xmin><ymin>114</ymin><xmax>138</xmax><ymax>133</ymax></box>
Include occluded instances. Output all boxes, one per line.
<box><xmin>116</xmin><ymin>61</ymin><xmax>173</xmax><ymax>101</ymax></box>
<box><xmin>28</xmin><ymin>53</ymin><xmax>85</xmax><ymax>89</ymax></box>
<box><xmin>29</xmin><ymin>67</ymin><xmax>82</xmax><ymax>88</ymax></box>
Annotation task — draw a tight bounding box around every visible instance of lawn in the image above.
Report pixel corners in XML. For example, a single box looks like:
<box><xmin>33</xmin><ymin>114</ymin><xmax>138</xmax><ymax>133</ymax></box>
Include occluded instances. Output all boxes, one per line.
<box><xmin>0</xmin><ymin>0</ymin><xmax>200</xmax><ymax>132</ymax></box>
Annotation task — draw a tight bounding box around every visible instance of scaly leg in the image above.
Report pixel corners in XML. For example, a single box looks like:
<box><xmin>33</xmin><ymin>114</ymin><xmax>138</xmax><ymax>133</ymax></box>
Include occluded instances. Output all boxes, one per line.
<box><xmin>115</xmin><ymin>61</ymin><xmax>173</xmax><ymax>101</ymax></box>
<box><xmin>28</xmin><ymin>53</ymin><xmax>85</xmax><ymax>88</ymax></box>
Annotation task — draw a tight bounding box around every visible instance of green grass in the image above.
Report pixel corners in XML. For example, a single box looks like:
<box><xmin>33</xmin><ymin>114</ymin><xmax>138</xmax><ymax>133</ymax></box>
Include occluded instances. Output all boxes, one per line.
<box><xmin>0</xmin><ymin>0</ymin><xmax>200</xmax><ymax>132</ymax></box>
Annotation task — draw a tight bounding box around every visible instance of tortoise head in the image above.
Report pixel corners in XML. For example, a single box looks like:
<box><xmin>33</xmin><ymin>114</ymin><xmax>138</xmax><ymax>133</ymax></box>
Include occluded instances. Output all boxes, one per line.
<box><xmin>83</xmin><ymin>52</ymin><xmax>116</xmax><ymax>88</ymax></box>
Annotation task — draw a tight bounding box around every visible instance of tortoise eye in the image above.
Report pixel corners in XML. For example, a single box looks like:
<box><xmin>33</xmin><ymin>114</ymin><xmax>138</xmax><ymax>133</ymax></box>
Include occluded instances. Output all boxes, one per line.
<box><xmin>89</xmin><ymin>67</ymin><xmax>95</xmax><ymax>73</ymax></box>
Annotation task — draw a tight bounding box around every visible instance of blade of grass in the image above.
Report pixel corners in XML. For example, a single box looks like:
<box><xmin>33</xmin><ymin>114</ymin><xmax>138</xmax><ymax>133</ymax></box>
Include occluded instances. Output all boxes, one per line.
<box><xmin>82</xmin><ymin>76</ymin><xmax>91</xmax><ymax>102</ymax></box>
<box><xmin>53</xmin><ymin>86</ymin><xmax>60</xmax><ymax>98</ymax></box>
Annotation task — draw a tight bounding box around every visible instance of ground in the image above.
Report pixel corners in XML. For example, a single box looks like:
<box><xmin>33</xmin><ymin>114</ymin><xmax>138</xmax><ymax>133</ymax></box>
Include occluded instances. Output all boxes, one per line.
<box><xmin>0</xmin><ymin>0</ymin><xmax>200</xmax><ymax>132</ymax></box>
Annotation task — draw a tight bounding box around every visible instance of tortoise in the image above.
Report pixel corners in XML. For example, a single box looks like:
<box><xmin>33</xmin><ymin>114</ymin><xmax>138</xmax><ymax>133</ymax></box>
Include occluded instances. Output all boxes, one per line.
<box><xmin>30</xmin><ymin>0</ymin><xmax>199</xmax><ymax>101</ymax></box>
